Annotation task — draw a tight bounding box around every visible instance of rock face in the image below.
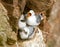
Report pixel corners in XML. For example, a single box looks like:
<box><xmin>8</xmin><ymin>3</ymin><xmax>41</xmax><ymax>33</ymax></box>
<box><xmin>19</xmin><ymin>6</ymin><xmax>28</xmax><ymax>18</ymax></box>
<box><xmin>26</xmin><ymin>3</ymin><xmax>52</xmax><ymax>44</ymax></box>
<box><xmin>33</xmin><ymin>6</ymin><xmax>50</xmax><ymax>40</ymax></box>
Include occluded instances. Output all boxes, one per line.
<box><xmin>0</xmin><ymin>3</ymin><xmax>17</xmax><ymax>47</ymax></box>
<box><xmin>46</xmin><ymin>0</ymin><xmax>60</xmax><ymax>47</ymax></box>
<box><xmin>1</xmin><ymin>0</ymin><xmax>54</xmax><ymax>14</ymax></box>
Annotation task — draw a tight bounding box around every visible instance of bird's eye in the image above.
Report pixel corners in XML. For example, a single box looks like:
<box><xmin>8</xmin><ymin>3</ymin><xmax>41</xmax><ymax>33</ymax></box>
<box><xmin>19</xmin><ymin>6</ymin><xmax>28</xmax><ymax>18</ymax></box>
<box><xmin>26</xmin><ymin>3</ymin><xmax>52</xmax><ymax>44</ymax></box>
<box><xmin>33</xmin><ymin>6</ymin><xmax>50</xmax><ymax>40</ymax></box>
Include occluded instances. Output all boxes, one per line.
<box><xmin>27</xmin><ymin>13</ymin><xmax>31</xmax><ymax>16</ymax></box>
<box><xmin>21</xmin><ymin>20</ymin><xmax>25</xmax><ymax>22</ymax></box>
<box><xmin>29</xmin><ymin>13</ymin><xmax>31</xmax><ymax>16</ymax></box>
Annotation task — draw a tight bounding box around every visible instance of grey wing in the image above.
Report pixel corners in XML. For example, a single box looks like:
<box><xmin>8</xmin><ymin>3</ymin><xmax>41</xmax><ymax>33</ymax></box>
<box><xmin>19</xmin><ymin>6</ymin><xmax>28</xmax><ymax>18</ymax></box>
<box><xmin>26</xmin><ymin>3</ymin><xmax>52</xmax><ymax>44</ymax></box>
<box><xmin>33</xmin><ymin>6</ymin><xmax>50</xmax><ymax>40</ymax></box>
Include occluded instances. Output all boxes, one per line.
<box><xmin>28</xmin><ymin>26</ymin><xmax>34</xmax><ymax>37</ymax></box>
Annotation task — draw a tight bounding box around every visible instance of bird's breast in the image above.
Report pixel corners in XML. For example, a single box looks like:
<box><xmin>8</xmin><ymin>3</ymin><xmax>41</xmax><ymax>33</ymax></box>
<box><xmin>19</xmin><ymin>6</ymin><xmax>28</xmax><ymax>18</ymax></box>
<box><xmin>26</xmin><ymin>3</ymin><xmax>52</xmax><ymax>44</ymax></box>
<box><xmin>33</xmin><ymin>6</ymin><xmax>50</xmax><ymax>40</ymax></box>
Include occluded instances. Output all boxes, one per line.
<box><xmin>27</xmin><ymin>16</ymin><xmax>37</xmax><ymax>25</ymax></box>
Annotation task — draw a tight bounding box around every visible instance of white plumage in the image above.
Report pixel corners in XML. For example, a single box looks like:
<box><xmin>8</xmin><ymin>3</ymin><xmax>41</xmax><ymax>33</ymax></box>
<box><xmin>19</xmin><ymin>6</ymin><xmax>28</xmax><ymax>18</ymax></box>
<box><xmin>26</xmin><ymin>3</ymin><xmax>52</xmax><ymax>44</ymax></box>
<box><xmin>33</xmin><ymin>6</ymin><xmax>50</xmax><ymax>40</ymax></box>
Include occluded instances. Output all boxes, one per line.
<box><xmin>19</xmin><ymin>26</ymin><xmax>34</xmax><ymax>39</ymax></box>
<box><xmin>26</xmin><ymin>10</ymin><xmax>43</xmax><ymax>26</ymax></box>
<box><xmin>18</xmin><ymin>14</ymin><xmax>26</xmax><ymax>29</ymax></box>
<box><xmin>18</xmin><ymin>10</ymin><xmax>44</xmax><ymax>40</ymax></box>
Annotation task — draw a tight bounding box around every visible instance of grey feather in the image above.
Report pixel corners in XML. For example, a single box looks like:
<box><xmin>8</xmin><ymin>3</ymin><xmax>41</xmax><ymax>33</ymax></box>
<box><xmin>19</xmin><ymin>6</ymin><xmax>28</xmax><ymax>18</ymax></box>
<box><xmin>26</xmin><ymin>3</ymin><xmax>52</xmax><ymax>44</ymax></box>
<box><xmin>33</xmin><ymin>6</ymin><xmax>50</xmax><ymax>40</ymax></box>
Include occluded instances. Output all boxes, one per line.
<box><xmin>36</xmin><ymin>14</ymin><xmax>41</xmax><ymax>23</ymax></box>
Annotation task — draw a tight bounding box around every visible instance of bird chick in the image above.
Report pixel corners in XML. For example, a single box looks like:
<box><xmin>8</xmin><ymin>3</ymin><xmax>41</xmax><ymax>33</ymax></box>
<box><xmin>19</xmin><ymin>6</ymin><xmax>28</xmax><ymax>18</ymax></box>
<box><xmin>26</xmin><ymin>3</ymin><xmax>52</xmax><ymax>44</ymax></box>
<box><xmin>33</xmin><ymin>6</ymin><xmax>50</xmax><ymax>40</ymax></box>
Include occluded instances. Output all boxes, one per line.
<box><xmin>26</xmin><ymin>10</ymin><xmax>43</xmax><ymax>27</ymax></box>
<box><xmin>19</xmin><ymin>26</ymin><xmax>35</xmax><ymax>39</ymax></box>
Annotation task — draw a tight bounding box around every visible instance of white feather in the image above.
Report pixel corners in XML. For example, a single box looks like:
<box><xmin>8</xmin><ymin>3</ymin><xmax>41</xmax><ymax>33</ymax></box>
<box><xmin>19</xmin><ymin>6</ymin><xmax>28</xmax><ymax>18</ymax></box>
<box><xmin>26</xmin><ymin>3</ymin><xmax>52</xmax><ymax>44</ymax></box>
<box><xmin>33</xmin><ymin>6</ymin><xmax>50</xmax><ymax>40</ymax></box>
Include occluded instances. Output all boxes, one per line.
<box><xmin>26</xmin><ymin>10</ymin><xmax>42</xmax><ymax>26</ymax></box>
<box><xmin>19</xmin><ymin>26</ymin><xmax>34</xmax><ymax>39</ymax></box>
<box><xmin>18</xmin><ymin>14</ymin><xmax>26</xmax><ymax>29</ymax></box>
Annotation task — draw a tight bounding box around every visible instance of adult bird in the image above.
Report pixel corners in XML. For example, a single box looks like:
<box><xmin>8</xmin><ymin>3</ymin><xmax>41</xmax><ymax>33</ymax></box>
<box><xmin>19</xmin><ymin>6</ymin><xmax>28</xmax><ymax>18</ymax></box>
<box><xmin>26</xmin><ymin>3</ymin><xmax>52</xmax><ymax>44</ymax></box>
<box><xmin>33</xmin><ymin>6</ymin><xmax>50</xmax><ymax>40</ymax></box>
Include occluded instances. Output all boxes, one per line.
<box><xmin>26</xmin><ymin>10</ymin><xmax>43</xmax><ymax>27</ymax></box>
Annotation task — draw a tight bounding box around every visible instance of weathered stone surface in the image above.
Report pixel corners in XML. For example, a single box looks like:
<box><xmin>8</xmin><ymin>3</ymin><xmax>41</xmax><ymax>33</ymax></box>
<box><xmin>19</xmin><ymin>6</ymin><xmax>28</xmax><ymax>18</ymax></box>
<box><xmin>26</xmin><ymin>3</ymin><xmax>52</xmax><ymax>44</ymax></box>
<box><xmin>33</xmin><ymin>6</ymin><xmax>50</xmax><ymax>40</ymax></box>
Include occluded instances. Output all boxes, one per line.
<box><xmin>26</xmin><ymin>0</ymin><xmax>54</xmax><ymax>12</ymax></box>
<box><xmin>0</xmin><ymin>3</ymin><xmax>17</xmax><ymax>47</ymax></box>
<box><xmin>46</xmin><ymin>0</ymin><xmax>60</xmax><ymax>47</ymax></box>
<box><xmin>1</xmin><ymin>0</ymin><xmax>54</xmax><ymax>14</ymax></box>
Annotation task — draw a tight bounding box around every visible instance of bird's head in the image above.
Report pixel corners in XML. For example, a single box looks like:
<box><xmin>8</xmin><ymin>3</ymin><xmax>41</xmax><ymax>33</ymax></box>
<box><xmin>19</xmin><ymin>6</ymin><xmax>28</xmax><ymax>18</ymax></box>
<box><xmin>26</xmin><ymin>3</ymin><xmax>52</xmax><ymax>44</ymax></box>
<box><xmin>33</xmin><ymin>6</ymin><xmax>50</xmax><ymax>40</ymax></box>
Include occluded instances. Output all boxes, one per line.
<box><xmin>29</xmin><ymin>10</ymin><xmax>35</xmax><ymax>14</ymax></box>
<box><xmin>26</xmin><ymin>10</ymin><xmax>35</xmax><ymax>18</ymax></box>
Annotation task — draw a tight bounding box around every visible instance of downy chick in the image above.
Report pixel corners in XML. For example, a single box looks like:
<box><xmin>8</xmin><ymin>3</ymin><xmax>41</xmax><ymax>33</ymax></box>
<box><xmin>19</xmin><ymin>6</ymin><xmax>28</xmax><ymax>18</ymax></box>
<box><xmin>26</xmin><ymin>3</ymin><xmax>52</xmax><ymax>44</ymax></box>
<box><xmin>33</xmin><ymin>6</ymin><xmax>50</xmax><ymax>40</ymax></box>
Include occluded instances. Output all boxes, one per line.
<box><xmin>26</xmin><ymin>10</ymin><xmax>43</xmax><ymax>27</ymax></box>
<box><xmin>19</xmin><ymin>26</ymin><xmax>35</xmax><ymax>39</ymax></box>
